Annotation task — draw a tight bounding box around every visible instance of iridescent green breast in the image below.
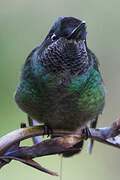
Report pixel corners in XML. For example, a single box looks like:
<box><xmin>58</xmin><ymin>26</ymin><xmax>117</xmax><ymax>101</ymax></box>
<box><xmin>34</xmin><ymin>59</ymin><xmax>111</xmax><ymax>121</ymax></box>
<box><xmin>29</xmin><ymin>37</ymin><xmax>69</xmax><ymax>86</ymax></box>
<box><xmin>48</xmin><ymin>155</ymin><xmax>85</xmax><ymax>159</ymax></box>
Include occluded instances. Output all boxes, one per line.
<box><xmin>69</xmin><ymin>66</ymin><xmax>105</xmax><ymax>118</ymax></box>
<box><xmin>15</xmin><ymin>62</ymin><xmax>105</xmax><ymax>130</ymax></box>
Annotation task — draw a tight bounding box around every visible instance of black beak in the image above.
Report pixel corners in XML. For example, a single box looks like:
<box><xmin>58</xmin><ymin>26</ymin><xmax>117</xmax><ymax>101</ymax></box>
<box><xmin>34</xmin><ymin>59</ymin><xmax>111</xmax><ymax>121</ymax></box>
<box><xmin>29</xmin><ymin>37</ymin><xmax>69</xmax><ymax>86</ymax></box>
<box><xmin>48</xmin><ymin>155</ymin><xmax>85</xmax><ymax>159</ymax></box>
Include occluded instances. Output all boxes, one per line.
<box><xmin>67</xmin><ymin>21</ymin><xmax>86</xmax><ymax>40</ymax></box>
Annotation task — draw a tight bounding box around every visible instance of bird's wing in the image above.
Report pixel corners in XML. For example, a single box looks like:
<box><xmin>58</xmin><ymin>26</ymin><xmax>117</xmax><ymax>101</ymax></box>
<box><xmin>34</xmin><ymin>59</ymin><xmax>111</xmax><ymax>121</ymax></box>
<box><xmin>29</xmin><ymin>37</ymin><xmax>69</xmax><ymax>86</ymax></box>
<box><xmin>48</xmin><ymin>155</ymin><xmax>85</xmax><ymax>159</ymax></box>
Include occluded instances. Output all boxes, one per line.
<box><xmin>87</xmin><ymin>48</ymin><xmax>100</xmax><ymax>71</ymax></box>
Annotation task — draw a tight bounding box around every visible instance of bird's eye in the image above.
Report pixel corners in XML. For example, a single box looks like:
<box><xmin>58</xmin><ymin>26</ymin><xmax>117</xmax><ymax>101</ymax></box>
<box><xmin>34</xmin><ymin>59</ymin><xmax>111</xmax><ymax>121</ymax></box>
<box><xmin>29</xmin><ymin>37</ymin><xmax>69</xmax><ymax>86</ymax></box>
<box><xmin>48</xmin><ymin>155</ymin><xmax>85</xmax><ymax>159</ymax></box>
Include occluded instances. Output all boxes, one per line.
<box><xmin>51</xmin><ymin>33</ymin><xmax>57</xmax><ymax>41</ymax></box>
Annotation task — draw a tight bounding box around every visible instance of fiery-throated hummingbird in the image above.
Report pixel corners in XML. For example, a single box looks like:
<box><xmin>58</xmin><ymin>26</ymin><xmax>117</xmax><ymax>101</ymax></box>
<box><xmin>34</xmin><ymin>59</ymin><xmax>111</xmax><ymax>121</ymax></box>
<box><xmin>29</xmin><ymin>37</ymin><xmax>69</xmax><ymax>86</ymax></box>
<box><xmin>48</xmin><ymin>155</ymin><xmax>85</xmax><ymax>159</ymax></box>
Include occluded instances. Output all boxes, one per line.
<box><xmin>15</xmin><ymin>17</ymin><xmax>105</xmax><ymax>157</ymax></box>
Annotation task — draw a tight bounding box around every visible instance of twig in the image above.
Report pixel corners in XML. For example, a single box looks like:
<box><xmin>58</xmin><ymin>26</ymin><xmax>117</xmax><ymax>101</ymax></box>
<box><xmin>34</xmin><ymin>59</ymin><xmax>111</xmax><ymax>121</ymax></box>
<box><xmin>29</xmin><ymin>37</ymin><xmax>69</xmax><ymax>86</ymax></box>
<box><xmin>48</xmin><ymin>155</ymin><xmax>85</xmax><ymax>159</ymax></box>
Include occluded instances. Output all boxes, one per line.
<box><xmin>0</xmin><ymin>155</ymin><xmax>58</xmax><ymax>176</ymax></box>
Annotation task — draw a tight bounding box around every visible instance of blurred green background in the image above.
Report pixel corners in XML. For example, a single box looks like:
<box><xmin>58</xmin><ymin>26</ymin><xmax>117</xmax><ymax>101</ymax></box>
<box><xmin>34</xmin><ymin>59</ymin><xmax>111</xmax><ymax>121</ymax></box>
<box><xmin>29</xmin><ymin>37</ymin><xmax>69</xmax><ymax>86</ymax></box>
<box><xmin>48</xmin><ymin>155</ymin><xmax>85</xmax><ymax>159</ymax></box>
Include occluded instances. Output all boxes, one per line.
<box><xmin>0</xmin><ymin>0</ymin><xmax>120</xmax><ymax>179</ymax></box>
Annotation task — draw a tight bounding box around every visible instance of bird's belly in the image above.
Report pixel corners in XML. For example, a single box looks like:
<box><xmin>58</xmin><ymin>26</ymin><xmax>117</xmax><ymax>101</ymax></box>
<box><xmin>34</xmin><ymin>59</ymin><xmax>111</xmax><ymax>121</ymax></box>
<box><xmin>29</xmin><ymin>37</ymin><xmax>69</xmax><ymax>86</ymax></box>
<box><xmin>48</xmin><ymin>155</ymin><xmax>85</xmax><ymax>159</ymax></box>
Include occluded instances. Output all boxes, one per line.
<box><xmin>15</xmin><ymin>83</ymin><xmax>105</xmax><ymax>130</ymax></box>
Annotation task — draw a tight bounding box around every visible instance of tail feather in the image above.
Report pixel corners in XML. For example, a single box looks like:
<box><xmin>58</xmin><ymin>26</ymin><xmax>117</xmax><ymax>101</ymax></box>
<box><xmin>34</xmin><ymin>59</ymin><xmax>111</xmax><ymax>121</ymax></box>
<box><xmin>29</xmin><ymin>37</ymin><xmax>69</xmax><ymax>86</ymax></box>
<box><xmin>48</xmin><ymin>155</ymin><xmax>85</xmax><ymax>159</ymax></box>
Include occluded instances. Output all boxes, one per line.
<box><xmin>63</xmin><ymin>140</ymin><xmax>84</xmax><ymax>157</ymax></box>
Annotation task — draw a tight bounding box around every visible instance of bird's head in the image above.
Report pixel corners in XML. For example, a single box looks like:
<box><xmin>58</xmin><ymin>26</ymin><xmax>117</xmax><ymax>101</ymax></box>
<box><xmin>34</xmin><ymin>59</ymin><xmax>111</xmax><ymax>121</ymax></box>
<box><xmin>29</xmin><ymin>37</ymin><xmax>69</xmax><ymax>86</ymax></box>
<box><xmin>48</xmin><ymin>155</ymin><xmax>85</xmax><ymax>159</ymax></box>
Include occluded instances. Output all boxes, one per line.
<box><xmin>39</xmin><ymin>17</ymin><xmax>89</xmax><ymax>74</ymax></box>
<box><xmin>47</xmin><ymin>16</ymin><xmax>87</xmax><ymax>42</ymax></box>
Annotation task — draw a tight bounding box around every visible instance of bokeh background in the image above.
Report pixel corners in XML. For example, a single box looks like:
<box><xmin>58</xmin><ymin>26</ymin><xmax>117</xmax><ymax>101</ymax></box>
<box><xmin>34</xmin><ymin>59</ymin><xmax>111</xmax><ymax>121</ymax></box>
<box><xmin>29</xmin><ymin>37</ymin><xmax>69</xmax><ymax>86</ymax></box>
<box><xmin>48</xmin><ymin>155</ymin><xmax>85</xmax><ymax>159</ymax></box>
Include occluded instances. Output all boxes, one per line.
<box><xmin>0</xmin><ymin>0</ymin><xmax>120</xmax><ymax>179</ymax></box>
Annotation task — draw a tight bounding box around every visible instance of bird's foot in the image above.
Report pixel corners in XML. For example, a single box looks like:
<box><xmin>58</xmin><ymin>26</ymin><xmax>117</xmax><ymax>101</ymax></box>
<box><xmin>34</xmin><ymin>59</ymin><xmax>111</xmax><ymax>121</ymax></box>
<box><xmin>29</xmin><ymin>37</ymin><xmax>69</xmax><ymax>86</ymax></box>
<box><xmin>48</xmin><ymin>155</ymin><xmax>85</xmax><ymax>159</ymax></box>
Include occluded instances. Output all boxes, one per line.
<box><xmin>82</xmin><ymin>126</ymin><xmax>91</xmax><ymax>140</ymax></box>
<box><xmin>43</xmin><ymin>124</ymin><xmax>53</xmax><ymax>137</ymax></box>
<box><xmin>20</xmin><ymin>123</ymin><xmax>27</xmax><ymax>128</ymax></box>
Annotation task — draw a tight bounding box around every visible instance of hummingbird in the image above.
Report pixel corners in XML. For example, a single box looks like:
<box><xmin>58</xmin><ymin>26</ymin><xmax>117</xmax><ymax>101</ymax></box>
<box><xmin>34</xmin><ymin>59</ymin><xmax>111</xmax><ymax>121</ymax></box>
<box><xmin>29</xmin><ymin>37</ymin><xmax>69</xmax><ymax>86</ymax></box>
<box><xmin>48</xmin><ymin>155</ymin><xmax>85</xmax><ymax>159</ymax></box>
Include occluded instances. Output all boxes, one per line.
<box><xmin>15</xmin><ymin>17</ymin><xmax>105</xmax><ymax>156</ymax></box>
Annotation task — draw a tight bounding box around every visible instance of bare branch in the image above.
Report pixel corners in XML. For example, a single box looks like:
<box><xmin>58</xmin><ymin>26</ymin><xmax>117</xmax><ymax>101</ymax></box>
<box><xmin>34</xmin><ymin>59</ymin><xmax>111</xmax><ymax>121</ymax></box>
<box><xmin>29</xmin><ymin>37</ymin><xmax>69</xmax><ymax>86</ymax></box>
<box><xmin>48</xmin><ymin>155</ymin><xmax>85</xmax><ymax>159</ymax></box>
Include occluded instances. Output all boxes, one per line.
<box><xmin>0</xmin><ymin>118</ymin><xmax>120</xmax><ymax>176</ymax></box>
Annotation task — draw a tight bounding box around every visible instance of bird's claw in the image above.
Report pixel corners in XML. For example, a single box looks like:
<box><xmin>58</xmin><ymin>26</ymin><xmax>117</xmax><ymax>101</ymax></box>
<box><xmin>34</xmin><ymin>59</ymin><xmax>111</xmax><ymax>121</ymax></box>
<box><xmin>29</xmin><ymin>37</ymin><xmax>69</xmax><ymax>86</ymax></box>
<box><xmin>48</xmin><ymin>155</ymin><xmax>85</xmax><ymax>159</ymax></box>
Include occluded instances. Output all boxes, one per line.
<box><xmin>82</xmin><ymin>126</ymin><xmax>91</xmax><ymax>140</ymax></box>
<box><xmin>20</xmin><ymin>123</ymin><xmax>27</xmax><ymax>128</ymax></box>
<box><xmin>43</xmin><ymin>124</ymin><xmax>53</xmax><ymax>137</ymax></box>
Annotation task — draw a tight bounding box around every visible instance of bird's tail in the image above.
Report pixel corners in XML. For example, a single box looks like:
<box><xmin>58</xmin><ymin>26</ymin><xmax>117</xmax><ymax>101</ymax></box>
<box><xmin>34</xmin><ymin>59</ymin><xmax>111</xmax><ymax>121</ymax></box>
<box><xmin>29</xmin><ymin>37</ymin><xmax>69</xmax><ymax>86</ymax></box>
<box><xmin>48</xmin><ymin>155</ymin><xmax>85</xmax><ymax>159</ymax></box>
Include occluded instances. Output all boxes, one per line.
<box><xmin>62</xmin><ymin>140</ymin><xmax>84</xmax><ymax>157</ymax></box>
<box><xmin>59</xmin><ymin>142</ymin><xmax>83</xmax><ymax>180</ymax></box>
<box><xmin>88</xmin><ymin>116</ymin><xmax>98</xmax><ymax>154</ymax></box>
<box><xmin>51</xmin><ymin>132</ymin><xmax>84</xmax><ymax>158</ymax></box>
